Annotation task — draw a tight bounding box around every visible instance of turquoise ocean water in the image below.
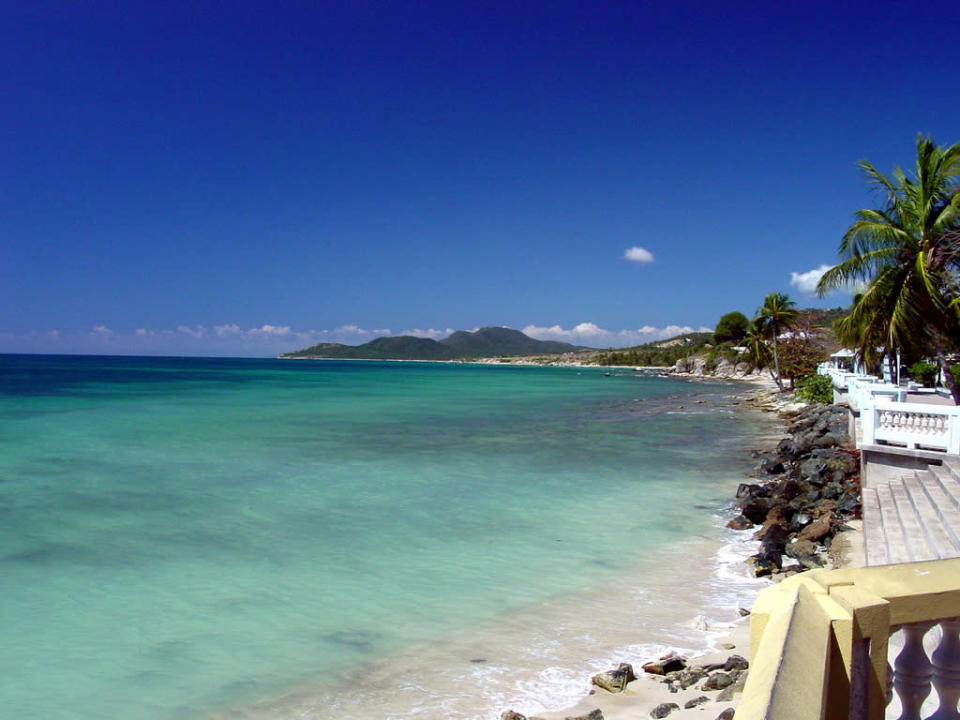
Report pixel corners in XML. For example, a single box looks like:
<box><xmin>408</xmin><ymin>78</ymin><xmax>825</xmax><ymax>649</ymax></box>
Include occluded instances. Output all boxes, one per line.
<box><xmin>0</xmin><ymin>356</ymin><xmax>775</xmax><ymax>720</ymax></box>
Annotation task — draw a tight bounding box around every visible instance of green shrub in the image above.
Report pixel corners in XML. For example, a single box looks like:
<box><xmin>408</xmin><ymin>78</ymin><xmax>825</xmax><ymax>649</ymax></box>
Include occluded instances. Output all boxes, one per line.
<box><xmin>794</xmin><ymin>374</ymin><xmax>833</xmax><ymax>404</ymax></box>
<box><xmin>908</xmin><ymin>361</ymin><xmax>938</xmax><ymax>387</ymax></box>
<box><xmin>714</xmin><ymin>312</ymin><xmax>749</xmax><ymax>344</ymax></box>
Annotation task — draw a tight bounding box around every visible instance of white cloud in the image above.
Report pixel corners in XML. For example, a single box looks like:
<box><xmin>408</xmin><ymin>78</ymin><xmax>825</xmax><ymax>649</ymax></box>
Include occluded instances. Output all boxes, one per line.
<box><xmin>134</xmin><ymin>328</ymin><xmax>154</xmax><ymax>337</ymax></box>
<box><xmin>399</xmin><ymin>327</ymin><xmax>454</xmax><ymax>339</ymax></box>
<box><xmin>248</xmin><ymin>324</ymin><xmax>291</xmax><ymax>336</ymax></box>
<box><xmin>46</xmin><ymin>330</ymin><xmax>59</xmax><ymax>339</ymax></box>
<box><xmin>623</xmin><ymin>246</ymin><xmax>654</xmax><ymax>264</ymax></box>
<box><xmin>177</xmin><ymin>325</ymin><xmax>206</xmax><ymax>338</ymax></box>
<box><xmin>91</xmin><ymin>325</ymin><xmax>113</xmax><ymax>338</ymax></box>
<box><xmin>214</xmin><ymin>324</ymin><xmax>242</xmax><ymax>337</ymax></box>
<box><xmin>523</xmin><ymin>322</ymin><xmax>709</xmax><ymax>348</ymax></box>
<box><xmin>790</xmin><ymin>264</ymin><xmax>834</xmax><ymax>294</ymax></box>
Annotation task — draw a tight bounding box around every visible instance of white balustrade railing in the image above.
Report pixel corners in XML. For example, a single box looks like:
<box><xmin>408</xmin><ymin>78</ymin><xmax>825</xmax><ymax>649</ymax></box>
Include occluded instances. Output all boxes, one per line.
<box><xmin>887</xmin><ymin>619</ymin><xmax>960</xmax><ymax>720</ymax></box>
<box><xmin>862</xmin><ymin>400</ymin><xmax>960</xmax><ymax>454</ymax></box>
<box><xmin>852</xmin><ymin>383</ymin><xmax>908</xmax><ymax>411</ymax></box>
<box><xmin>848</xmin><ymin>376</ymin><xmax>896</xmax><ymax>411</ymax></box>
<box><xmin>740</xmin><ymin>560</ymin><xmax>960</xmax><ymax>720</ymax></box>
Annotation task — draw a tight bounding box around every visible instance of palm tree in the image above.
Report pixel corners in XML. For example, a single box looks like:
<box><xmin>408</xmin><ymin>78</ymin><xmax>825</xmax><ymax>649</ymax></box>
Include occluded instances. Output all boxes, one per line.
<box><xmin>756</xmin><ymin>292</ymin><xmax>798</xmax><ymax>391</ymax></box>
<box><xmin>834</xmin><ymin>293</ymin><xmax>895</xmax><ymax>380</ymax></box>
<box><xmin>817</xmin><ymin>134</ymin><xmax>960</xmax><ymax>403</ymax></box>
<box><xmin>743</xmin><ymin>317</ymin><xmax>774</xmax><ymax>380</ymax></box>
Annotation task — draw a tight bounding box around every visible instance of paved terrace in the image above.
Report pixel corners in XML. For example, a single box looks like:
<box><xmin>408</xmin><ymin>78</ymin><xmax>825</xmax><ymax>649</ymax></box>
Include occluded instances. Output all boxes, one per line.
<box><xmin>862</xmin><ymin>457</ymin><xmax>960</xmax><ymax>565</ymax></box>
<box><xmin>849</xmin><ymin>386</ymin><xmax>960</xmax><ymax>567</ymax></box>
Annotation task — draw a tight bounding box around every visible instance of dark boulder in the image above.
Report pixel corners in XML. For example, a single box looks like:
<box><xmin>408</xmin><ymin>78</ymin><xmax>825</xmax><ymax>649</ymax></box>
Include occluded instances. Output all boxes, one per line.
<box><xmin>773</xmin><ymin>478</ymin><xmax>801</xmax><ymax>502</ymax></box>
<box><xmin>759</xmin><ymin>456</ymin><xmax>784</xmax><ymax>474</ymax></box>
<box><xmin>788</xmin><ymin>512</ymin><xmax>812</xmax><ymax>534</ymax></box>
<box><xmin>748</xmin><ymin>555</ymin><xmax>778</xmax><ymax>576</ymax></box>
<box><xmin>684</xmin><ymin>696</ymin><xmax>710</xmax><ymax>709</ymax></box>
<box><xmin>823</xmin><ymin>481</ymin><xmax>844</xmax><ymax>500</ymax></box>
<box><xmin>785</xmin><ymin>538</ymin><xmax>822</xmax><ymax>568</ymax></box>
<box><xmin>702</xmin><ymin>671</ymin><xmax>738</xmax><ymax>690</ymax></box>
<box><xmin>798</xmin><ymin>513</ymin><xmax>833</xmax><ymax>542</ymax></box>
<box><xmin>740</xmin><ymin>498</ymin><xmax>771</xmax><ymax>525</ymax></box>
<box><xmin>723</xmin><ymin>655</ymin><xmax>749</xmax><ymax>672</ymax></box>
<box><xmin>799</xmin><ymin>458</ymin><xmax>828</xmax><ymax>483</ymax></box>
<box><xmin>664</xmin><ymin>666</ymin><xmax>708</xmax><ymax>691</ymax></box>
<box><xmin>837</xmin><ymin>493</ymin><xmax>861</xmax><ymax>517</ymax></box>
<box><xmin>726</xmin><ymin>515</ymin><xmax>752</xmax><ymax>530</ymax></box>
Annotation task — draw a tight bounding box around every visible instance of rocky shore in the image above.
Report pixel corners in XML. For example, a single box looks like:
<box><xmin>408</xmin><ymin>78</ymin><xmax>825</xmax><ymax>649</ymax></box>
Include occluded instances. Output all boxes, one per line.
<box><xmin>734</xmin><ymin>397</ymin><xmax>861</xmax><ymax>578</ymax></box>
<box><xmin>497</xmin><ymin>386</ymin><xmax>862</xmax><ymax>720</ymax></box>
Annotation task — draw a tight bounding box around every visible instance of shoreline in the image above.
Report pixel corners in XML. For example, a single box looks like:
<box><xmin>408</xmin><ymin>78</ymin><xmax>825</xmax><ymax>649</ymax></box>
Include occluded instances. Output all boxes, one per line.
<box><xmin>510</xmin><ymin>381</ymin><xmax>863</xmax><ymax>720</ymax></box>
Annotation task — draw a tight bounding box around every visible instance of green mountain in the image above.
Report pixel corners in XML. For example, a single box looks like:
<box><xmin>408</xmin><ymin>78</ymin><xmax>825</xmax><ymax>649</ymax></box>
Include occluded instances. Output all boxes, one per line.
<box><xmin>279</xmin><ymin>327</ymin><xmax>588</xmax><ymax>360</ymax></box>
<box><xmin>439</xmin><ymin>326</ymin><xmax>583</xmax><ymax>356</ymax></box>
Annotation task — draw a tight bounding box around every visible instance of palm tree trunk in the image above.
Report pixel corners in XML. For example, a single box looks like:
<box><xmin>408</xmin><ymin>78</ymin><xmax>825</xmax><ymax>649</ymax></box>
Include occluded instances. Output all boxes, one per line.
<box><xmin>771</xmin><ymin>333</ymin><xmax>784</xmax><ymax>392</ymax></box>
<box><xmin>932</xmin><ymin>337</ymin><xmax>960</xmax><ymax>405</ymax></box>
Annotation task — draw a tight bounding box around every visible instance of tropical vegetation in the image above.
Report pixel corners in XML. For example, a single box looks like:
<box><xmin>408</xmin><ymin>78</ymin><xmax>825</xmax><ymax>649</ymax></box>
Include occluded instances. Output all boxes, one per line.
<box><xmin>817</xmin><ymin>134</ymin><xmax>960</xmax><ymax>404</ymax></box>
<box><xmin>714</xmin><ymin>311</ymin><xmax>750</xmax><ymax>344</ymax></box>
<box><xmin>756</xmin><ymin>292</ymin><xmax>799</xmax><ymax>391</ymax></box>
<box><xmin>794</xmin><ymin>374</ymin><xmax>833</xmax><ymax>404</ymax></box>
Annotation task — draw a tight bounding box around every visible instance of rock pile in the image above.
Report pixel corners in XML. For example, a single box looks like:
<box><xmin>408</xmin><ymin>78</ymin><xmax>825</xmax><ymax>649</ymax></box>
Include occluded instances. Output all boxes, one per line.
<box><xmin>642</xmin><ymin>651</ymin><xmax>749</xmax><ymax>718</ymax></box>
<box><xmin>730</xmin><ymin>403</ymin><xmax>861</xmax><ymax>576</ymax></box>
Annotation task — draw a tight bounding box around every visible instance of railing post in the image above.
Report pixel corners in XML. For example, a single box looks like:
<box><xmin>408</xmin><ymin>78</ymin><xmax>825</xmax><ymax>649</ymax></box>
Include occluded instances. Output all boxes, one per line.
<box><xmin>949</xmin><ymin>411</ymin><xmax>960</xmax><ymax>455</ymax></box>
<box><xmin>894</xmin><ymin>621</ymin><xmax>936</xmax><ymax>720</ymax></box>
<box><xmin>862</xmin><ymin>402</ymin><xmax>876</xmax><ymax>445</ymax></box>
<box><xmin>931</xmin><ymin>617</ymin><xmax>960</xmax><ymax>720</ymax></box>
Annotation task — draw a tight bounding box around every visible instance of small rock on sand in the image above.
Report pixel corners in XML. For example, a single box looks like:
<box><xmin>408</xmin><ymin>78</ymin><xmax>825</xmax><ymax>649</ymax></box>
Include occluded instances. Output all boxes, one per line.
<box><xmin>591</xmin><ymin>663</ymin><xmax>637</xmax><ymax>693</ymax></box>
<box><xmin>567</xmin><ymin>710</ymin><xmax>603</xmax><ymax>720</ymax></box>
<box><xmin>650</xmin><ymin>703</ymin><xmax>680</xmax><ymax>718</ymax></box>
<box><xmin>642</xmin><ymin>653</ymin><xmax>686</xmax><ymax>675</ymax></box>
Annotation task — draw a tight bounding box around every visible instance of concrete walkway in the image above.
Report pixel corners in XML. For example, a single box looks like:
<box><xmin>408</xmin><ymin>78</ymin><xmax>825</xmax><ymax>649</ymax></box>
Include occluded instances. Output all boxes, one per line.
<box><xmin>862</xmin><ymin>457</ymin><xmax>960</xmax><ymax>565</ymax></box>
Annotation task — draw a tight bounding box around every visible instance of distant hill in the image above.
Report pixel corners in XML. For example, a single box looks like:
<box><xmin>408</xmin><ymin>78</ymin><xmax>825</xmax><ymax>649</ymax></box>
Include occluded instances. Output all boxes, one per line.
<box><xmin>279</xmin><ymin>327</ymin><xmax>589</xmax><ymax>360</ymax></box>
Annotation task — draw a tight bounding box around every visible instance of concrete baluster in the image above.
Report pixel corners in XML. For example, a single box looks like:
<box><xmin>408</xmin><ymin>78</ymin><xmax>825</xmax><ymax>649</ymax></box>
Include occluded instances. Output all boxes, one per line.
<box><xmin>895</xmin><ymin>621</ymin><xmax>935</xmax><ymax>720</ymax></box>
<box><xmin>931</xmin><ymin>618</ymin><xmax>960</xmax><ymax>720</ymax></box>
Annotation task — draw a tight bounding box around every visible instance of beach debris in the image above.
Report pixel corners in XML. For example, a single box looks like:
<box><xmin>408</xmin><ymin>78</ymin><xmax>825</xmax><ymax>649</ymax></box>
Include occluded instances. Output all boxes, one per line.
<box><xmin>702</xmin><ymin>670</ymin><xmax>738</xmax><ymax>691</ymax></box>
<box><xmin>650</xmin><ymin>702</ymin><xmax>680</xmax><ymax>718</ymax></box>
<box><xmin>684</xmin><ymin>695</ymin><xmax>710</xmax><ymax>709</ymax></box>
<box><xmin>566</xmin><ymin>710</ymin><xmax>603</xmax><ymax>720</ymax></box>
<box><xmin>716</xmin><ymin>708</ymin><xmax>736</xmax><ymax>720</ymax></box>
<box><xmin>590</xmin><ymin>662</ymin><xmax>637</xmax><ymax>693</ymax></box>
<box><xmin>470</xmin><ymin>657</ymin><xmax>487</xmax><ymax>663</ymax></box>
<box><xmin>642</xmin><ymin>652</ymin><xmax>686</xmax><ymax>675</ymax></box>
<box><xmin>720</xmin><ymin>642</ymin><xmax>736</xmax><ymax>650</ymax></box>
<box><xmin>501</xmin><ymin>712</ymin><xmax>531</xmax><ymax>720</ymax></box>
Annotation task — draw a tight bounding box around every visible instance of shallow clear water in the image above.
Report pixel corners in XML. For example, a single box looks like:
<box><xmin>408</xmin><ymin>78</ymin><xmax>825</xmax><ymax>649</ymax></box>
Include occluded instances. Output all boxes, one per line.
<box><xmin>0</xmin><ymin>356</ymin><xmax>773</xmax><ymax>720</ymax></box>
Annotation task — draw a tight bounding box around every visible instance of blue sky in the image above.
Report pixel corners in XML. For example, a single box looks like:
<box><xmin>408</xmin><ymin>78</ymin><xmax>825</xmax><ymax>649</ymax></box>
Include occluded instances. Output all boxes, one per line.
<box><xmin>3</xmin><ymin>1</ymin><xmax>959</xmax><ymax>355</ymax></box>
